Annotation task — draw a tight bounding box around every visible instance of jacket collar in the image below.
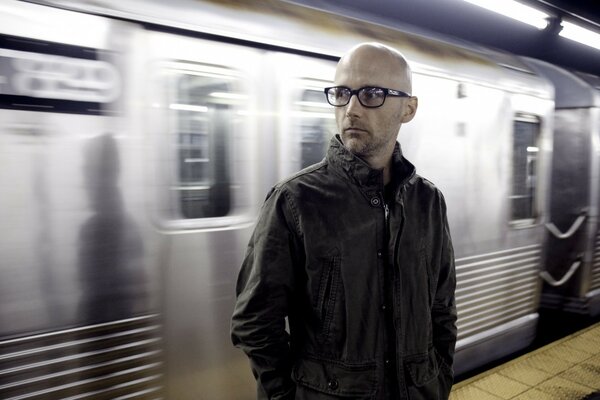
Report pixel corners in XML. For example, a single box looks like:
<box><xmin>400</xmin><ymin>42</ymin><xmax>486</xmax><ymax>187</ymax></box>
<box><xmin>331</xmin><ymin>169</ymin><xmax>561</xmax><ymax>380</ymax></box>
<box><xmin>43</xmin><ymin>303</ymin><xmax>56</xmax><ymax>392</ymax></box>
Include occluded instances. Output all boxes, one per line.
<box><xmin>326</xmin><ymin>135</ymin><xmax>416</xmax><ymax>195</ymax></box>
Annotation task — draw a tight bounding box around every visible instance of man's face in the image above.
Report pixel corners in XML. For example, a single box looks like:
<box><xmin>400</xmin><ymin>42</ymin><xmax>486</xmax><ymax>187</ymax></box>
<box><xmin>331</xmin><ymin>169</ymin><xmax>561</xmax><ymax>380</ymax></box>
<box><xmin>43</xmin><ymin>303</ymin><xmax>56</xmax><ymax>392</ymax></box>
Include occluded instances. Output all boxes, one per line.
<box><xmin>333</xmin><ymin>46</ymin><xmax>416</xmax><ymax>161</ymax></box>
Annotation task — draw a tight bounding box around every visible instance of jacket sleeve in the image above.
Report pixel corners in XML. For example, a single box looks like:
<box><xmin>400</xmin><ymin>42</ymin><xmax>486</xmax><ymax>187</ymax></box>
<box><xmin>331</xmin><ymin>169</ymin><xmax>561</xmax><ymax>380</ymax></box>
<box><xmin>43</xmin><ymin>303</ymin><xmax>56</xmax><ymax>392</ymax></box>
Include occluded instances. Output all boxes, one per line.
<box><xmin>432</xmin><ymin>194</ymin><xmax>457</xmax><ymax>390</ymax></box>
<box><xmin>231</xmin><ymin>187</ymin><xmax>301</xmax><ymax>400</ymax></box>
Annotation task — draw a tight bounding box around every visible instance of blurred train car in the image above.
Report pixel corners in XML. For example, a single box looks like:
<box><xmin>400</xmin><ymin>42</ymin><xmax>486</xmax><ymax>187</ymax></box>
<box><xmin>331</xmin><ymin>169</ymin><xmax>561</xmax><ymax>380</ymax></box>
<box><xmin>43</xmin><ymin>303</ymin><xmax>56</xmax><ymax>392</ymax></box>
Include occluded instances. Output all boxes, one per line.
<box><xmin>522</xmin><ymin>58</ymin><xmax>600</xmax><ymax>316</ymax></box>
<box><xmin>1</xmin><ymin>0</ymin><xmax>591</xmax><ymax>398</ymax></box>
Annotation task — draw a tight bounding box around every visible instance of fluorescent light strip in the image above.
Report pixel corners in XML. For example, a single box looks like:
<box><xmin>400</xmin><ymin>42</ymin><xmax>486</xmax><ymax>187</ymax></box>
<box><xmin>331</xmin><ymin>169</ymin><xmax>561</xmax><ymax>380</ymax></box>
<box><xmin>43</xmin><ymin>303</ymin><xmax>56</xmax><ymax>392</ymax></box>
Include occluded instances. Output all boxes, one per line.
<box><xmin>295</xmin><ymin>101</ymin><xmax>331</xmax><ymax>109</ymax></box>
<box><xmin>291</xmin><ymin>111</ymin><xmax>335</xmax><ymax>119</ymax></box>
<box><xmin>560</xmin><ymin>21</ymin><xmax>600</xmax><ymax>51</ymax></box>
<box><xmin>462</xmin><ymin>0</ymin><xmax>550</xmax><ymax>29</ymax></box>
<box><xmin>169</xmin><ymin>103</ymin><xmax>208</xmax><ymax>112</ymax></box>
<box><xmin>209</xmin><ymin>92</ymin><xmax>247</xmax><ymax>99</ymax></box>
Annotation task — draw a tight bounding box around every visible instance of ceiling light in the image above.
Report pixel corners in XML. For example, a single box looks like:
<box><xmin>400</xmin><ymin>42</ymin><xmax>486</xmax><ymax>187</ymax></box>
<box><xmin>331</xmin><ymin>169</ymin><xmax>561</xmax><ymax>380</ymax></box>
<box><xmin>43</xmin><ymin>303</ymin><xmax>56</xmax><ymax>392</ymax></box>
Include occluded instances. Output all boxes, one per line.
<box><xmin>559</xmin><ymin>21</ymin><xmax>600</xmax><ymax>51</ymax></box>
<box><xmin>462</xmin><ymin>0</ymin><xmax>550</xmax><ymax>29</ymax></box>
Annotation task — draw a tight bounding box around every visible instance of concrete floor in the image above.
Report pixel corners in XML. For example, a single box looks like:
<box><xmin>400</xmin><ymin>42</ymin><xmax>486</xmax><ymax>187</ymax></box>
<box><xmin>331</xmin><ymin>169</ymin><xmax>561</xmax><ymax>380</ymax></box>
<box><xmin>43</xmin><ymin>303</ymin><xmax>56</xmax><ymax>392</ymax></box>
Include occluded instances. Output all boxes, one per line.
<box><xmin>450</xmin><ymin>322</ymin><xmax>600</xmax><ymax>400</ymax></box>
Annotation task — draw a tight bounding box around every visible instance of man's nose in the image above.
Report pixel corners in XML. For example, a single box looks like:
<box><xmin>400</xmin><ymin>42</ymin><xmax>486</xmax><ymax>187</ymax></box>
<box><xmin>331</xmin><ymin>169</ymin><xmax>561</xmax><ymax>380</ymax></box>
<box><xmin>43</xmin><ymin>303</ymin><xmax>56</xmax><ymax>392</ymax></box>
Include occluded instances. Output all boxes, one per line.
<box><xmin>345</xmin><ymin>94</ymin><xmax>363</xmax><ymax>117</ymax></box>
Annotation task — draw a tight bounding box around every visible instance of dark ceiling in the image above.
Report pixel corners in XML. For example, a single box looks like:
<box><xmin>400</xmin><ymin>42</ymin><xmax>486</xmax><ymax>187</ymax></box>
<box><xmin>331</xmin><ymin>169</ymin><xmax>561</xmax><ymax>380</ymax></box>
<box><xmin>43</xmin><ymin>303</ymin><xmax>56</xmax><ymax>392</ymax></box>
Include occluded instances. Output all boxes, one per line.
<box><xmin>290</xmin><ymin>0</ymin><xmax>600</xmax><ymax>76</ymax></box>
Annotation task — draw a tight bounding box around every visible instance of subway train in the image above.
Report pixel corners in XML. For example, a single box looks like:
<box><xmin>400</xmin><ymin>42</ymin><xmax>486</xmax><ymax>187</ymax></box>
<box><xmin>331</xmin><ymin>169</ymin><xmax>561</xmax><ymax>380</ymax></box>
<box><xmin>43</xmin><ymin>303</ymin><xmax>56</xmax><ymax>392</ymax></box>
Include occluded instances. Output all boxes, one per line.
<box><xmin>0</xmin><ymin>0</ymin><xmax>599</xmax><ymax>398</ymax></box>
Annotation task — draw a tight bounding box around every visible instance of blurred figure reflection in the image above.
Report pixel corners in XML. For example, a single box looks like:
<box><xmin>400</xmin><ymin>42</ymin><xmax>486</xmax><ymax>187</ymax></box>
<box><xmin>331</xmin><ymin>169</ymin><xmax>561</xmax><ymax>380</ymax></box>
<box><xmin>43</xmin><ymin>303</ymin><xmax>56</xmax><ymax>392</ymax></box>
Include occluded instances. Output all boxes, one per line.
<box><xmin>77</xmin><ymin>133</ymin><xmax>146</xmax><ymax>324</ymax></box>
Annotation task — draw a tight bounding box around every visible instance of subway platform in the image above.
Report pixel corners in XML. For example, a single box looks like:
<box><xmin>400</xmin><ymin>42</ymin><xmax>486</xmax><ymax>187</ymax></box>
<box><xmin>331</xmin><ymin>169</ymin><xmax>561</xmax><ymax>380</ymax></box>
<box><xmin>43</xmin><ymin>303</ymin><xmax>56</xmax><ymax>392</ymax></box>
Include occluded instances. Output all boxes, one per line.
<box><xmin>449</xmin><ymin>322</ymin><xmax>600</xmax><ymax>400</ymax></box>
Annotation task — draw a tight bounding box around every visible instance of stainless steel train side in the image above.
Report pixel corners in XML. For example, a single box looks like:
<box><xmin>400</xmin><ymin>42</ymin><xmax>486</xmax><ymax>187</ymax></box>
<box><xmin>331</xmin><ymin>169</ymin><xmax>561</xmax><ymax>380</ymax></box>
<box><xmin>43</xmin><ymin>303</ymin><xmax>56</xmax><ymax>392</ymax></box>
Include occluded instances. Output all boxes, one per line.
<box><xmin>0</xmin><ymin>0</ymin><xmax>557</xmax><ymax>398</ymax></box>
<box><xmin>524</xmin><ymin>58</ymin><xmax>600</xmax><ymax>317</ymax></box>
<box><xmin>0</xmin><ymin>4</ymin><xmax>164</xmax><ymax>399</ymax></box>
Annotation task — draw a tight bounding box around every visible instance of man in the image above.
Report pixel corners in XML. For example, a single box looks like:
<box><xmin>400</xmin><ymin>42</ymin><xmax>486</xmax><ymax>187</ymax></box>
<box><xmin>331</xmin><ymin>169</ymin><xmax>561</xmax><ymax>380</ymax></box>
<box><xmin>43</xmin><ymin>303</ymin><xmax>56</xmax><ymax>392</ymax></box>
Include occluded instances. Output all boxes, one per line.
<box><xmin>231</xmin><ymin>42</ymin><xmax>456</xmax><ymax>400</ymax></box>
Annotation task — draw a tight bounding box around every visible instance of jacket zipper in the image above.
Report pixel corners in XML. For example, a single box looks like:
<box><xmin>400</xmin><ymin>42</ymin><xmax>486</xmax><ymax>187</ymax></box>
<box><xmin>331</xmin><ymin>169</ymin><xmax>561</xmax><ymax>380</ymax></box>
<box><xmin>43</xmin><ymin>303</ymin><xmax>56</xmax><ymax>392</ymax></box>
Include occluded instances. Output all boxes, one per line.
<box><xmin>392</xmin><ymin>187</ymin><xmax>406</xmax><ymax>338</ymax></box>
<box><xmin>380</xmin><ymin>192</ymin><xmax>390</xmax><ymax>259</ymax></box>
<box><xmin>393</xmin><ymin>187</ymin><xmax>406</xmax><ymax>269</ymax></box>
<box><xmin>384</xmin><ymin>201</ymin><xmax>390</xmax><ymax>226</ymax></box>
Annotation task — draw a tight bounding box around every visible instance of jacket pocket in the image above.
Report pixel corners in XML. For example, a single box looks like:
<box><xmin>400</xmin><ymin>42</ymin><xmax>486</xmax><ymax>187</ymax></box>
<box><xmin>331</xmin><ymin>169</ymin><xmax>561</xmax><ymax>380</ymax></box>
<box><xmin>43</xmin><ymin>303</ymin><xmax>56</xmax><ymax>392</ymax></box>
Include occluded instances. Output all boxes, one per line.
<box><xmin>405</xmin><ymin>347</ymin><xmax>439</xmax><ymax>387</ymax></box>
<box><xmin>316</xmin><ymin>256</ymin><xmax>340</xmax><ymax>340</ymax></box>
<box><xmin>421</xmin><ymin>245</ymin><xmax>434</xmax><ymax>308</ymax></box>
<box><xmin>405</xmin><ymin>347</ymin><xmax>451</xmax><ymax>400</ymax></box>
<box><xmin>292</xmin><ymin>356</ymin><xmax>377</xmax><ymax>398</ymax></box>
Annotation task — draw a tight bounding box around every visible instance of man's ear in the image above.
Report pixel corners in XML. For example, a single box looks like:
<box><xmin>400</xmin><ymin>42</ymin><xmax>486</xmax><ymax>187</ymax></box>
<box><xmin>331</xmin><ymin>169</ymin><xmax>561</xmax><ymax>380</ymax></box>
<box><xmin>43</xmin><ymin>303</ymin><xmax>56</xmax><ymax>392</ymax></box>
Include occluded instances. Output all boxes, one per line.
<box><xmin>401</xmin><ymin>96</ymin><xmax>418</xmax><ymax>123</ymax></box>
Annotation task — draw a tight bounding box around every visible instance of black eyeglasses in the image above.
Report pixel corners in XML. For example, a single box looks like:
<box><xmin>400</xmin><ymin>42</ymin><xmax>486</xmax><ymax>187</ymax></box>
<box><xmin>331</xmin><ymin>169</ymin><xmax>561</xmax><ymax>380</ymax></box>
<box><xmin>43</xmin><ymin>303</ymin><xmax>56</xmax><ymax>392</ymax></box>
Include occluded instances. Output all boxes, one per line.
<box><xmin>324</xmin><ymin>86</ymin><xmax>411</xmax><ymax>108</ymax></box>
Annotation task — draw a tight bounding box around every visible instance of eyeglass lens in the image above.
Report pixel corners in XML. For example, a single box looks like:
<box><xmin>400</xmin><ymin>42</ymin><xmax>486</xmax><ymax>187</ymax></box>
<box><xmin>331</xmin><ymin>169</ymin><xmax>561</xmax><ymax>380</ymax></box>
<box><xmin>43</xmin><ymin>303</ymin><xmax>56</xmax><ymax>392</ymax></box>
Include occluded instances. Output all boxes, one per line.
<box><xmin>327</xmin><ymin>87</ymin><xmax>386</xmax><ymax>107</ymax></box>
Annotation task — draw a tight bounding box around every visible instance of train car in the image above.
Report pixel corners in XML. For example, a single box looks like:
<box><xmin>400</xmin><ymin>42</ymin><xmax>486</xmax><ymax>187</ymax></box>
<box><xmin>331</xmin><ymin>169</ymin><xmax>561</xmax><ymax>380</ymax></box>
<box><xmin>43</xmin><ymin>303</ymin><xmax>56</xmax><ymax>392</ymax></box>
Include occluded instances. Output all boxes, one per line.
<box><xmin>0</xmin><ymin>4</ymin><xmax>165</xmax><ymax>399</ymax></box>
<box><xmin>523</xmin><ymin>58</ymin><xmax>600</xmax><ymax>316</ymax></box>
<box><xmin>0</xmin><ymin>0</ymin><xmax>558</xmax><ymax>398</ymax></box>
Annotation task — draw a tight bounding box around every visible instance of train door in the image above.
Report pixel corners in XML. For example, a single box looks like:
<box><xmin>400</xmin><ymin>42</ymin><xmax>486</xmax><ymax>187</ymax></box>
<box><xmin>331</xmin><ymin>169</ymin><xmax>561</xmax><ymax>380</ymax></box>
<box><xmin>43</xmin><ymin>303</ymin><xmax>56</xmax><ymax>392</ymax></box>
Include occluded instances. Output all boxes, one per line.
<box><xmin>404</xmin><ymin>64</ymin><xmax>553</xmax><ymax>374</ymax></box>
<box><xmin>453</xmin><ymin>82</ymin><xmax>552</xmax><ymax>374</ymax></box>
<box><xmin>142</xmin><ymin>31</ymin><xmax>261</xmax><ymax>399</ymax></box>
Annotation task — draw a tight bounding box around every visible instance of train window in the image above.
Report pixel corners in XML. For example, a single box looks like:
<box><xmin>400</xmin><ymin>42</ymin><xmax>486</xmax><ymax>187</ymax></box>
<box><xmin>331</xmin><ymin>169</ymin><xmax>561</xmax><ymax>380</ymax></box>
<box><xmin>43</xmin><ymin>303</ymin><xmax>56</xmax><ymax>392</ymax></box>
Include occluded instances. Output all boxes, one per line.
<box><xmin>510</xmin><ymin>116</ymin><xmax>540</xmax><ymax>225</ymax></box>
<box><xmin>166</xmin><ymin>66</ymin><xmax>244</xmax><ymax>219</ymax></box>
<box><xmin>294</xmin><ymin>79</ymin><xmax>336</xmax><ymax>168</ymax></box>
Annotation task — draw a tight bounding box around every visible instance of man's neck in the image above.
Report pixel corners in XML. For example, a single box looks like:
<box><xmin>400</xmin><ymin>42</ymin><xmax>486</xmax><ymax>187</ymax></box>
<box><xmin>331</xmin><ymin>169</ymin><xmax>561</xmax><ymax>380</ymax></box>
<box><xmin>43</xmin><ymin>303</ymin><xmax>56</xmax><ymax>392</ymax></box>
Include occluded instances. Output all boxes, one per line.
<box><xmin>363</xmin><ymin>150</ymin><xmax>394</xmax><ymax>186</ymax></box>
<box><xmin>383</xmin><ymin>164</ymin><xmax>392</xmax><ymax>186</ymax></box>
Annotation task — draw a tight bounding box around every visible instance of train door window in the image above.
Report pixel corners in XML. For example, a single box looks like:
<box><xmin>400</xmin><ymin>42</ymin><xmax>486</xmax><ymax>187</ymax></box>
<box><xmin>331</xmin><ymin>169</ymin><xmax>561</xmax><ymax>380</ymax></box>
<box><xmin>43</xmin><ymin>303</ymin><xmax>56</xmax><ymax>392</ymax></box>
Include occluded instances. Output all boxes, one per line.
<box><xmin>293</xmin><ymin>79</ymin><xmax>336</xmax><ymax>169</ymax></box>
<box><xmin>166</xmin><ymin>65</ymin><xmax>245</xmax><ymax>219</ymax></box>
<box><xmin>510</xmin><ymin>115</ymin><xmax>540</xmax><ymax>225</ymax></box>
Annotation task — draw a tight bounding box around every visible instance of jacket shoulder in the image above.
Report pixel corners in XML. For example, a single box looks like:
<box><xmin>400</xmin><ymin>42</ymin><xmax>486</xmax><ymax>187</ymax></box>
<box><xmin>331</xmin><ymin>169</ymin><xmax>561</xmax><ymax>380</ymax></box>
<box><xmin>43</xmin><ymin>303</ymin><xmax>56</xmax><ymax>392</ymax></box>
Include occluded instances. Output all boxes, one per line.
<box><xmin>260</xmin><ymin>160</ymin><xmax>329</xmax><ymax>209</ymax></box>
<box><xmin>273</xmin><ymin>159</ymin><xmax>329</xmax><ymax>191</ymax></box>
<box><xmin>409</xmin><ymin>174</ymin><xmax>448</xmax><ymax>205</ymax></box>
<box><xmin>411</xmin><ymin>174</ymin><xmax>443</xmax><ymax>194</ymax></box>
<box><xmin>260</xmin><ymin>161</ymin><xmax>329</xmax><ymax>238</ymax></box>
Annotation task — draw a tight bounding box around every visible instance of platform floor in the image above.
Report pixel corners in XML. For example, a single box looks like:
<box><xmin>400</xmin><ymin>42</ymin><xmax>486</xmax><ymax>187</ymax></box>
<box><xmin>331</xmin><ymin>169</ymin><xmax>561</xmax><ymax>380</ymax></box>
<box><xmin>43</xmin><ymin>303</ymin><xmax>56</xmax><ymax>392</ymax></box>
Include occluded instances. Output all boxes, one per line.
<box><xmin>449</xmin><ymin>322</ymin><xmax>600</xmax><ymax>400</ymax></box>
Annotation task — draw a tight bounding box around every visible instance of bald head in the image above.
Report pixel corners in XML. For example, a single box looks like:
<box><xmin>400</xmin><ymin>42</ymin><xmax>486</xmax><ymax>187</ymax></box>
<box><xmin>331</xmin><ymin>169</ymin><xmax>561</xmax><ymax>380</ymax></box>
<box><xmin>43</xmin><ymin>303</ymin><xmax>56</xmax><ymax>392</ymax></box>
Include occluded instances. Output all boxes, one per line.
<box><xmin>335</xmin><ymin>42</ymin><xmax>412</xmax><ymax>94</ymax></box>
<box><xmin>331</xmin><ymin>42</ymin><xmax>418</xmax><ymax>177</ymax></box>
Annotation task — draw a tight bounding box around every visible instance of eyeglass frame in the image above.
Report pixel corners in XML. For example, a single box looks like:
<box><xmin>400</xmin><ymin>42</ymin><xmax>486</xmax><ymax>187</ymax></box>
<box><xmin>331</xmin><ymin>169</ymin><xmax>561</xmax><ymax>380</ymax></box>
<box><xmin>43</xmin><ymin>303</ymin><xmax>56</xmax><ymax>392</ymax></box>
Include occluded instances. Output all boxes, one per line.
<box><xmin>324</xmin><ymin>86</ymin><xmax>412</xmax><ymax>108</ymax></box>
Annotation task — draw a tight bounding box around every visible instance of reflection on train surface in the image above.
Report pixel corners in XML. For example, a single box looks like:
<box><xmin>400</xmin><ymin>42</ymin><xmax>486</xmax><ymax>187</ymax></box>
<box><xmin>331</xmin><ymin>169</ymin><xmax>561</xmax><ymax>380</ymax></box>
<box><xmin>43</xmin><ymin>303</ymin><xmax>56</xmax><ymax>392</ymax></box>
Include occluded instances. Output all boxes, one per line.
<box><xmin>0</xmin><ymin>0</ymin><xmax>599</xmax><ymax>399</ymax></box>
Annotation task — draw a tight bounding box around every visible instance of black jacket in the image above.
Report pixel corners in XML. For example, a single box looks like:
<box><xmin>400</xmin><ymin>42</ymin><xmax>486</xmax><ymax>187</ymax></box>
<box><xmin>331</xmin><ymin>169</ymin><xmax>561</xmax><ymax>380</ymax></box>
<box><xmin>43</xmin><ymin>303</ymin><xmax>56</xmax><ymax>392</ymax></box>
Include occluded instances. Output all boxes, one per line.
<box><xmin>232</xmin><ymin>135</ymin><xmax>457</xmax><ymax>399</ymax></box>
